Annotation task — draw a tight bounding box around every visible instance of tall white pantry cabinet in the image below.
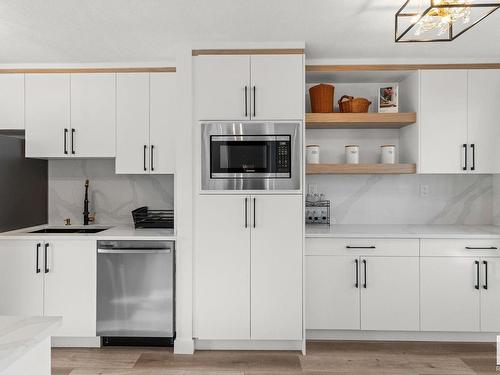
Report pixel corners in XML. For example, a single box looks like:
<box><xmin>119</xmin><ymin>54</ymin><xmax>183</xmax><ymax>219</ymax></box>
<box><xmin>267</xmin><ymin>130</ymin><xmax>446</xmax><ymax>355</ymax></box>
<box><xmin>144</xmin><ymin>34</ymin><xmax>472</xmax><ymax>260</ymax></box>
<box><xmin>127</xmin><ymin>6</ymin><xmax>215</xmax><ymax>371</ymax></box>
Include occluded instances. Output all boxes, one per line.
<box><xmin>193</xmin><ymin>51</ymin><xmax>304</xmax><ymax>343</ymax></box>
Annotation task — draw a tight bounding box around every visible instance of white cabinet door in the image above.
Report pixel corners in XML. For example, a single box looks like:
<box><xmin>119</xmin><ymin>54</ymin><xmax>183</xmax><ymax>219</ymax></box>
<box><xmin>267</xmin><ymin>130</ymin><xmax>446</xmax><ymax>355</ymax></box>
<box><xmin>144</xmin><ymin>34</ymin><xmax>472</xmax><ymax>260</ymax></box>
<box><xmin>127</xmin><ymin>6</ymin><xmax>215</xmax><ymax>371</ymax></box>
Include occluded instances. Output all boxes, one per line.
<box><xmin>250</xmin><ymin>194</ymin><xmax>302</xmax><ymax>340</ymax></box>
<box><xmin>420</xmin><ymin>70</ymin><xmax>468</xmax><ymax>173</ymax></box>
<box><xmin>195</xmin><ymin>195</ymin><xmax>251</xmax><ymax>339</ymax></box>
<box><xmin>43</xmin><ymin>240</ymin><xmax>96</xmax><ymax>337</ymax></box>
<box><xmin>468</xmin><ymin>70</ymin><xmax>500</xmax><ymax>174</ymax></box>
<box><xmin>194</xmin><ymin>55</ymin><xmax>250</xmax><ymax>121</ymax></box>
<box><xmin>70</xmin><ymin>74</ymin><xmax>116</xmax><ymax>158</ymax></box>
<box><xmin>0</xmin><ymin>74</ymin><xmax>24</xmax><ymax>129</ymax></box>
<box><xmin>25</xmin><ymin>74</ymin><xmax>71</xmax><ymax>158</ymax></box>
<box><xmin>421</xmin><ymin>257</ymin><xmax>480</xmax><ymax>331</ymax></box>
<box><xmin>306</xmin><ymin>256</ymin><xmax>360</xmax><ymax>330</ymax></box>
<box><xmin>0</xmin><ymin>240</ymin><xmax>43</xmax><ymax>316</ymax></box>
<box><xmin>250</xmin><ymin>55</ymin><xmax>303</xmax><ymax>120</ymax></box>
<box><xmin>116</xmin><ymin>73</ymin><xmax>150</xmax><ymax>174</ymax></box>
<box><xmin>480</xmin><ymin>257</ymin><xmax>500</xmax><ymax>332</ymax></box>
<box><xmin>360</xmin><ymin>257</ymin><xmax>419</xmax><ymax>331</ymax></box>
<box><xmin>150</xmin><ymin>73</ymin><xmax>176</xmax><ymax>174</ymax></box>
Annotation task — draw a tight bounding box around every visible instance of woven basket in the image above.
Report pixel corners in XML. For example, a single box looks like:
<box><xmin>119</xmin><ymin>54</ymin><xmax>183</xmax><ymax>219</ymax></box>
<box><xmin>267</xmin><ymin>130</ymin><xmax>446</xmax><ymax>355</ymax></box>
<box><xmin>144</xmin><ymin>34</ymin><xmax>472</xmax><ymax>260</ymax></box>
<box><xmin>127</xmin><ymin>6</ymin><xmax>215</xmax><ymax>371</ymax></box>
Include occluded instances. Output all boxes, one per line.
<box><xmin>338</xmin><ymin>95</ymin><xmax>372</xmax><ymax>113</ymax></box>
<box><xmin>309</xmin><ymin>84</ymin><xmax>334</xmax><ymax>113</ymax></box>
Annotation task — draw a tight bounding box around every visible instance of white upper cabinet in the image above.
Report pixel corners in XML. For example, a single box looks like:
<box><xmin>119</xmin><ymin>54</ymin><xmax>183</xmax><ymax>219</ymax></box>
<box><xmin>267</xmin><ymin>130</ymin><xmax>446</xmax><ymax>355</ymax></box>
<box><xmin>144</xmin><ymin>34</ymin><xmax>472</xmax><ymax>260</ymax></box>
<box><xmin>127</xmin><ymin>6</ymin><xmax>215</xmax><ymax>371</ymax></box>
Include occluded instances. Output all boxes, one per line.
<box><xmin>195</xmin><ymin>55</ymin><xmax>250</xmax><ymax>121</ymax></box>
<box><xmin>26</xmin><ymin>73</ymin><xmax>116</xmax><ymax>159</ymax></box>
<box><xmin>420</xmin><ymin>69</ymin><xmax>500</xmax><ymax>174</ymax></box>
<box><xmin>25</xmin><ymin>74</ymin><xmax>71</xmax><ymax>158</ymax></box>
<box><xmin>420</xmin><ymin>70</ymin><xmax>468</xmax><ymax>174</ymax></box>
<box><xmin>116</xmin><ymin>73</ymin><xmax>150</xmax><ymax>174</ymax></box>
<box><xmin>70</xmin><ymin>74</ymin><xmax>116</xmax><ymax>158</ymax></box>
<box><xmin>149</xmin><ymin>73</ymin><xmax>176</xmax><ymax>174</ymax></box>
<box><xmin>0</xmin><ymin>74</ymin><xmax>24</xmax><ymax>130</ymax></box>
<box><xmin>194</xmin><ymin>54</ymin><xmax>303</xmax><ymax>121</ymax></box>
<box><xmin>250</xmin><ymin>55</ymin><xmax>303</xmax><ymax>120</ymax></box>
<box><xmin>467</xmin><ymin>70</ymin><xmax>500</xmax><ymax>174</ymax></box>
<box><xmin>116</xmin><ymin>72</ymin><xmax>176</xmax><ymax>174</ymax></box>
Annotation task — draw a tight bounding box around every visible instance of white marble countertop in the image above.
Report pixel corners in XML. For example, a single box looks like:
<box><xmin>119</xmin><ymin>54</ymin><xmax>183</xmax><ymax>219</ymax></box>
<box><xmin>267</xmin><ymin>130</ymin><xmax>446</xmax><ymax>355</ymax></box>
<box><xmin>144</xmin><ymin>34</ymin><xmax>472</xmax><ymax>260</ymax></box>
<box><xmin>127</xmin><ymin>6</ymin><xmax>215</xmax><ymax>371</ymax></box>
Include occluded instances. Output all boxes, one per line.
<box><xmin>0</xmin><ymin>224</ymin><xmax>176</xmax><ymax>241</ymax></box>
<box><xmin>0</xmin><ymin>316</ymin><xmax>61</xmax><ymax>372</ymax></box>
<box><xmin>306</xmin><ymin>224</ymin><xmax>500</xmax><ymax>239</ymax></box>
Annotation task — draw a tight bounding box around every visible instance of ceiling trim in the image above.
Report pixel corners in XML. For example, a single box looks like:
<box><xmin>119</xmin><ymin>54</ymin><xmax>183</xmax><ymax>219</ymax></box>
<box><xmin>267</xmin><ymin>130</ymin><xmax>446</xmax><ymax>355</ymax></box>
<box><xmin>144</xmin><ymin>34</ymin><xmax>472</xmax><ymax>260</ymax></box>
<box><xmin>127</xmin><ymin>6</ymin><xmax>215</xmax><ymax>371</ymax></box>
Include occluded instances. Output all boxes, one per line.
<box><xmin>306</xmin><ymin>63</ymin><xmax>500</xmax><ymax>72</ymax></box>
<box><xmin>192</xmin><ymin>48</ymin><xmax>305</xmax><ymax>56</ymax></box>
<box><xmin>0</xmin><ymin>67</ymin><xmax>176</xmax><ymax>74</ymax></box>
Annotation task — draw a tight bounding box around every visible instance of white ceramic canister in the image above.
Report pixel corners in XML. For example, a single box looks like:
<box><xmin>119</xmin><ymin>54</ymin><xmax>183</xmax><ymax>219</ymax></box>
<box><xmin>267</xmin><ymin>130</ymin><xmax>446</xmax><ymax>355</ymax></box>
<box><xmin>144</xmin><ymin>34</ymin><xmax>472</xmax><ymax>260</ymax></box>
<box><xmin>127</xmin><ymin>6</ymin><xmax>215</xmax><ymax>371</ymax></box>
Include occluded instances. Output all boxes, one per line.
<box><xmin>345</xmin><ymin>145</ymin><xmax>359</xmax><ymax>164</ymax></box>
<box><xmin>306</xmin><ymin>145</ymin><xmax>320</xmax><ymax>164</ymax></box>
<box><xmin>381</xmin><ymin>144</ymin><xmax>396</xmax><ymax>164</ymax></box>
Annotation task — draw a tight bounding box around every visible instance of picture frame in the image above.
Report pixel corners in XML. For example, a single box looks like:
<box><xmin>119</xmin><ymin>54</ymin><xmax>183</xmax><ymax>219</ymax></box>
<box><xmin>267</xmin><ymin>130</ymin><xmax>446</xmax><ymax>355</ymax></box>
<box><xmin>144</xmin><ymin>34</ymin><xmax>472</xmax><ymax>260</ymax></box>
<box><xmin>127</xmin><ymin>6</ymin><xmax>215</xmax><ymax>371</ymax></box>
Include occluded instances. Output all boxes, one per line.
<box><xmin>378</xmin><ymin>84</ymin><xmax>398</xmax><ymax>113</ymax></box>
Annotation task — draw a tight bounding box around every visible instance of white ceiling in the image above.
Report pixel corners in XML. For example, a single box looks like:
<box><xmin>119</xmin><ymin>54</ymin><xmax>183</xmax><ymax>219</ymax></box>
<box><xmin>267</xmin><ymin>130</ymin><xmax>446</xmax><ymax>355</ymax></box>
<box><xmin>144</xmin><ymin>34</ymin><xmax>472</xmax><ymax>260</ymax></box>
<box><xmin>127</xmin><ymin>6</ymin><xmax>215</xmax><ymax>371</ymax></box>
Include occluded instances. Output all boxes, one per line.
<box><xmin>0</xmin><ymin>0</ymin><xmax>499</xmax><ymax>64</ymax></box>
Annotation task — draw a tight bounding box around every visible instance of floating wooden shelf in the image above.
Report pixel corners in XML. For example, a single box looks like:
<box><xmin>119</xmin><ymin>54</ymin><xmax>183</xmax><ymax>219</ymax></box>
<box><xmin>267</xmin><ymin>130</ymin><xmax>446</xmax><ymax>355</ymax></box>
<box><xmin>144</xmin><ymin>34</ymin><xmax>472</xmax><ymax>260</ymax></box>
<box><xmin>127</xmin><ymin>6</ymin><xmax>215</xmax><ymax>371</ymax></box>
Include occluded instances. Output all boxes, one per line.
<box><xmin>306</xmin><ymin>163</ymin><xmax>417</xmax><ymax>175</ymax></box>
<box><xmin>305</xmin><ymin>112</ymin><xmax>417</xmax><ymax>129</ymax></box>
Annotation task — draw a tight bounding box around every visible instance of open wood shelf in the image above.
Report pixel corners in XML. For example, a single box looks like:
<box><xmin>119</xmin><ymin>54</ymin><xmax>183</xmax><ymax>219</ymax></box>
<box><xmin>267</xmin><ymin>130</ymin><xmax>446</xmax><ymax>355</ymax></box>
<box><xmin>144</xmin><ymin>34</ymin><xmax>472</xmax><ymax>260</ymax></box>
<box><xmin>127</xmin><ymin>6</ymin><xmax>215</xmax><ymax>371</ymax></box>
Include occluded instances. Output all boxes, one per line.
<box><xmin>306</xmin><ymin>163</ymin><xmax>417</xmax><ymax>175</ymax></box>
<box><xmin>305</xmin><ymin>112</ymin><xmax>417</xmax><ymax>129</ymax></box>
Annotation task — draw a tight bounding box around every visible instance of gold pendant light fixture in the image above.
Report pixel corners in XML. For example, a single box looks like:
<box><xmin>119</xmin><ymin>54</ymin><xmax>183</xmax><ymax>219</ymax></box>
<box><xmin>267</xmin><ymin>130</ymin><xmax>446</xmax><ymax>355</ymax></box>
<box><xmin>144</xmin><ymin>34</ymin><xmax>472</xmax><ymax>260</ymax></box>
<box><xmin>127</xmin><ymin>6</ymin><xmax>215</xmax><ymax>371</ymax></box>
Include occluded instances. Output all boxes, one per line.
<box><xmin>395</xmin><ymin>0</ymin><xmax>500</xmax><ymax>42</ymax></box>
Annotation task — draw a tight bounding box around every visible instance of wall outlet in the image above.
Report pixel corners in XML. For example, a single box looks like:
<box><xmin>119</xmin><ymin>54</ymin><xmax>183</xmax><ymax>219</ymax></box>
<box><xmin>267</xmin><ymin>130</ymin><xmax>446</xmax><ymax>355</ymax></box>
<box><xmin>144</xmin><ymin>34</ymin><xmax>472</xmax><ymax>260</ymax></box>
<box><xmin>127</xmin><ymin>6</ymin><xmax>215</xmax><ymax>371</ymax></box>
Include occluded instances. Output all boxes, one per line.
<box><xmin>420</xmin><ymin>184</ymin><xmax>430</xmax><ymax>197</ymax></box>
<box><xmin>308</xmin><ymin>184</ymin><xmax>318</xmax><ymax>195</ymax></box>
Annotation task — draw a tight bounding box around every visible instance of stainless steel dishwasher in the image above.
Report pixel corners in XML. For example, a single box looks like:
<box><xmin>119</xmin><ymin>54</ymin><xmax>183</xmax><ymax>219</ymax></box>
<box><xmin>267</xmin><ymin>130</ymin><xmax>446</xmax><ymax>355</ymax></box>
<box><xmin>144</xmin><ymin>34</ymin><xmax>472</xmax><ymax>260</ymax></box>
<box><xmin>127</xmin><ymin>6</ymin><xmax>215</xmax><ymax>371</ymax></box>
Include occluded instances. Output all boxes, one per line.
<box><xmin>97</xmin><ymin>240</ymin><xmax>174</xmax><ymax>346</ymax></box>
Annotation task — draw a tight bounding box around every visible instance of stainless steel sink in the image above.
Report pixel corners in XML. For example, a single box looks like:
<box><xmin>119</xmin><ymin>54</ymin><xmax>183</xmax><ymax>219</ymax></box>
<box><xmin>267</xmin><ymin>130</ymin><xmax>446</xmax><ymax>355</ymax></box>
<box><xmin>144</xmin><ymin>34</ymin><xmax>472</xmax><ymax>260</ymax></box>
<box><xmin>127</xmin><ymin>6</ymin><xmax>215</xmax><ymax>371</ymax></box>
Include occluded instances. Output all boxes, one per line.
<box><xmin>29</xmin><ymin>228</ymin><xmax>109</xmax><ymax>234</ymax></box>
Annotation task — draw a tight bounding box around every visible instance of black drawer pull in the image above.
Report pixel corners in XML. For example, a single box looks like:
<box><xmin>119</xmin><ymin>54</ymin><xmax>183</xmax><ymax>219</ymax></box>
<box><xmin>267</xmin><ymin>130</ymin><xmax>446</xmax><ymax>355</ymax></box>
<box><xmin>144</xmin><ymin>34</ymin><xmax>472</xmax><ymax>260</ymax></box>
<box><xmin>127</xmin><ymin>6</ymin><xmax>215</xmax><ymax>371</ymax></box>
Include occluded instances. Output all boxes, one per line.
<box><xmin>44</xmin><ymin>243</ymin><xmax>50</xmax><ymax>274</ymax></box>
<box><xmin>346</xmin><ymin>246</ymin><xmax>376</xmax><ymax>249</ymax></box>
<box><xmin>465</xmin><ymin>247</ymin><xmax>498</xmax><ymax>250</ymax></box>
<box><xmin>36</xmin><ymin>243</ymin><xmax>41</xmax><ymax>274</ymax></box>
<box><xmin>483</xmin><ymin>261</ymin><xmax>488</xmax><ymax>290</ymax></box>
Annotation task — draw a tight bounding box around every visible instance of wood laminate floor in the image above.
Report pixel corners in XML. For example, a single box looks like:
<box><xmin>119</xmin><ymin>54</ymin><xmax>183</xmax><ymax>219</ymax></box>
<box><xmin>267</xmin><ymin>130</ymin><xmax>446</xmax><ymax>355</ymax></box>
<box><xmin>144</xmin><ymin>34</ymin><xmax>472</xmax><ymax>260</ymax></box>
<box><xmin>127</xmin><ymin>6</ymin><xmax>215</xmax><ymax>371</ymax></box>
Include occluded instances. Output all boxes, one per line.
<box><xmin>52</xmin><ymin>341</ymin><xmax>499</xmax><ymax>375</ymax></box>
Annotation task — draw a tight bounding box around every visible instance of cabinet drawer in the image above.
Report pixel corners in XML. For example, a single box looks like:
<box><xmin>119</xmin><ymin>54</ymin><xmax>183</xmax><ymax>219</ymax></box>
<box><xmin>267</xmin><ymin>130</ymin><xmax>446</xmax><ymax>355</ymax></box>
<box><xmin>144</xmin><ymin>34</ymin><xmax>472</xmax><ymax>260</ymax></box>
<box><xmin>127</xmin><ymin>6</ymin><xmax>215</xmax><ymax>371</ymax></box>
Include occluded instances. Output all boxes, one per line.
<box><xmin>306</xmin><ymin>238</ymin><xmax>419</xmax><ymax>257</ymax></box>
<box><xmin>421</xmin><ymin>239</ymin><xmax>500</xmax><ymax>257</ymax></box>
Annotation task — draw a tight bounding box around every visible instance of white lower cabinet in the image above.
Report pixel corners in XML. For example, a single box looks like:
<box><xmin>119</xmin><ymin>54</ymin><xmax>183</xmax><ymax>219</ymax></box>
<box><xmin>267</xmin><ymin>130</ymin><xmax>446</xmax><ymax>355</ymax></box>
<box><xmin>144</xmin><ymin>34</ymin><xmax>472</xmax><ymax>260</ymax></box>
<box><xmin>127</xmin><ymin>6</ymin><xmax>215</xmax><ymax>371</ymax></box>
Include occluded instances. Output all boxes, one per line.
<box><xmin>306</xmin><ymin>238</ymin><xmax>419</xmax><ymax>332</ymax></box>
<box><xmin>195</xmin><ymin>194</ymin><xmax>303</xmax><ymax>340</ymax></box>
<box><xmin>0</xmin><ymin>240</ymin><xmax>44</xmax><ymax>316</ymax></box>
<box><xmin>481</xmin><ymin>257</ymin><xmax>500</xmax><ymax>332</ymax></box>
<box><xmin>360</xmin><ymin>257</ymin><xmax>419</xmax><ymax>331</ymax></box>
<box><xmin>43</xmin><ymin>240</ymin><xmax>96</xmax><ymax>337</ymax></box>
<box><xmin>306</xmin><ymin>256</ymin><xmax>360</xmax><ymax>330</ymax></box>
<box><xmin>0</xmin><ymin>239</ymin><xmax>96</xmax><ymax>337</ymax></box>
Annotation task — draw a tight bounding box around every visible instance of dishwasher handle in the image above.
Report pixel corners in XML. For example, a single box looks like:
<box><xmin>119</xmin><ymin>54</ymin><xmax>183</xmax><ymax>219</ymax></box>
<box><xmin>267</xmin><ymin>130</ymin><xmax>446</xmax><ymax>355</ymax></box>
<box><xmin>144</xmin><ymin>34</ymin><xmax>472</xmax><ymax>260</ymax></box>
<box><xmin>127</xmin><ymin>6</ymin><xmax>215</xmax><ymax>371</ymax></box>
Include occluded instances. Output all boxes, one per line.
<box><xmin>98</xmin><ymin>248</ymin><xmax>171</xmax><ymax>254</ymax></box>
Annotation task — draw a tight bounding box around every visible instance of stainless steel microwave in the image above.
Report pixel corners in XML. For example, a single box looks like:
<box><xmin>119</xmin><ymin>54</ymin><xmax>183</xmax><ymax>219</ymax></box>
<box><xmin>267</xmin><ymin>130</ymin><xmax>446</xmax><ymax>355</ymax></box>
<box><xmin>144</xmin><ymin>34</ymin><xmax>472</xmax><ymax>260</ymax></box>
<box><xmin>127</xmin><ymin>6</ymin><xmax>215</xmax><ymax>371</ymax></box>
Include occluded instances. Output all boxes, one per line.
<box><xmin>201</xmin><ymin>122</ymin><xmax>301</xmax><ymax>191</ymax></box>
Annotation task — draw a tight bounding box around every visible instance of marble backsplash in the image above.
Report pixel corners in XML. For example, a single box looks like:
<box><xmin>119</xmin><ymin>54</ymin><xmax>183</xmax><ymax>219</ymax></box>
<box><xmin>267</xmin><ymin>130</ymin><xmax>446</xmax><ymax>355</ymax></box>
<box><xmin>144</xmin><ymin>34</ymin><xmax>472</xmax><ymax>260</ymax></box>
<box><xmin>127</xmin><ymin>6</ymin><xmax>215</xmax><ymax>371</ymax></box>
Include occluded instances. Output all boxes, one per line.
<box><xmin>308</xmin><ymin>174</ymin><xmax>493</xmax><ymax>225</ymax></box>
<box><xmin>48</xmin><ymin>159</ymin><xmax>174</xmax><ymax>225</ymax></box>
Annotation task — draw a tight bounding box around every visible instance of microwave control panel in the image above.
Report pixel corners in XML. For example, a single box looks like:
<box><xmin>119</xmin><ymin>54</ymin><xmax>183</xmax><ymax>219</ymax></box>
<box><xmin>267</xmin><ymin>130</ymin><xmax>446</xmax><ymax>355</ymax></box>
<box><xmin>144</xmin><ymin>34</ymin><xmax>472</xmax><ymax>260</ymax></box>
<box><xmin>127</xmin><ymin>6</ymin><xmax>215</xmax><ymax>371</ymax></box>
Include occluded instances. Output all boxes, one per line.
<box><xmin>276</xmin><ymin>141</ymin><xmax>290</xmax><ymax>172</ymax></box>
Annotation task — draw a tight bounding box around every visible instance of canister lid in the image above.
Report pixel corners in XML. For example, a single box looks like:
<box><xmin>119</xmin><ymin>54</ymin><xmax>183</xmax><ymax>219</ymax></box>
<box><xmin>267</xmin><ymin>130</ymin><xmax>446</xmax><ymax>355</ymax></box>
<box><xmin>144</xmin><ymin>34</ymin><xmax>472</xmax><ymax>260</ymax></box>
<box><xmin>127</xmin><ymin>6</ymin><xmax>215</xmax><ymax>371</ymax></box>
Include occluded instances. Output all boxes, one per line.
<box><xmin>306</xmin><ymin>144</ymin><xmax>320</xmax><ymax>147</ymax></box>
<box><xmin>381</xmin><ymin>144</ymin><xmax>396</xmax><ymax>147</ymax></box>
<box><xmin>345</xmin><ymin>144</ymin><xmax>359</xmax><ymax>147</ymax></box>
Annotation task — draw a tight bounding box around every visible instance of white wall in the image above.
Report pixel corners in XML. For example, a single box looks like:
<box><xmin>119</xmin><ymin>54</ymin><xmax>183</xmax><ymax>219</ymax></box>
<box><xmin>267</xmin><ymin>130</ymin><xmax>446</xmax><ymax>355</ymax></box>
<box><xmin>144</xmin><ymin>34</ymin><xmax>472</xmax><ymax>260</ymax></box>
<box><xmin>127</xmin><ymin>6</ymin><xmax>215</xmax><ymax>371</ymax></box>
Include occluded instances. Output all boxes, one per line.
<box><xmin>48</xmin><ymin>159</ymin><xmax>174</xmax><ymax>225</ymax></box>
<box><xmin>307</xmin><ymin>174</ymin><xmax>493</xmax><ymax>225</ymax></box>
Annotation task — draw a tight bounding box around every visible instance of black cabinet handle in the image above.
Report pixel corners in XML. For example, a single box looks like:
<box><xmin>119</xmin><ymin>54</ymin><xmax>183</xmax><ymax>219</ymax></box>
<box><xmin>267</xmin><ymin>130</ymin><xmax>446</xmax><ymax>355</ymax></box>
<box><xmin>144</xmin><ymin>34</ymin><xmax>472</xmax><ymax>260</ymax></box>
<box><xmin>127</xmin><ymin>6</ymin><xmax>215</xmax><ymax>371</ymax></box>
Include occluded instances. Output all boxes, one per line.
<box><xmin>253</xmin><ymin>86</ymin><xmax>256</xmax><ymax>117</ymax></box>
<box><xmin>244</xmin><ymin>86</ymin><xmax>248</xmax><ymax>117</ymax></box>
<box><xmin>483</xmin><ymin>261</ymin><xmax>488</xmax><ymax>290</ymax></box>
<box><xmin>466</xmin><ymin>247</ymin><xmax>498</xmax><ymax>250</ymax></box>
<box><xmin>253</xmin><ymin>197</ymin><xmax>256</xmax><ymax>228</ymax></box>
<box><xmin>470</xmin><ymin>144</ymin><xmax>475</xmax><ymax>171</ymax></box>
<box><xmin>354</xmin><ymin>259</ymin><xmax>359</xmax><ymax>288</ymax></box>
<box><xmin>462</xmin><ymin>144</ymin><xmax>467</xmax><ymax>171</ymax></box>
<box><xmin>63</xmin><ymin>128</ymin><xmax>68</xmax><ymax>154</ymax></box>
<box><xmin>151</xmin><ymin>145</ymin><xmax>155</xmax><ymax>171</ymax></box>
<box><xmin>474</xmin><ymin>260</ymin><xmax>480</xmax><ymax>290</ymax></box>
<box><xmin>362</xmin><ymin>259</ymin><xmax>367</xmax><ymax>288</ymax></box>
<box><xmin>36</xmin><ymin>243</ymin><xmax>41</xmax><ymax>274</ymax></box>
<box><xmin>143</xmin><ymin>145</ymin><xmax>147</xmax><ymax>171</ymax></box>
<box><xmin>71</xmin><ymin>129</ymin><xmax>76</xmax><ymax>154</ymax></box>
<box><xmin>44</xmin><ymin>243</ymin><xmax>50</xmax><ymax>274</ymax></box>
<box><xmin>244</xmin><ymin>197</ymin><xmax>248</xmax><ymax>228</ymax></box>
<box><xmin>346</xmin><ymin>246</ymin><xmax>376</xmax><ymax>249</ymax></box>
